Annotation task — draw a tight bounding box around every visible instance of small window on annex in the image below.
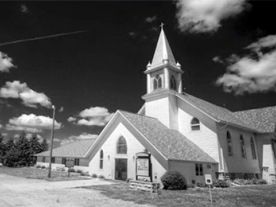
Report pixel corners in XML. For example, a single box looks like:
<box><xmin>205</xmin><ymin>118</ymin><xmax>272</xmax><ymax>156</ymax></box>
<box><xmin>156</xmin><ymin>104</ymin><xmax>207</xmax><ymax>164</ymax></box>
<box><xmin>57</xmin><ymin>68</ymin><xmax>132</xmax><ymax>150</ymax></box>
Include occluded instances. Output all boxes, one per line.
<box><xmin>153</xmin><ymin>75</ymin><xmax>162</xmax><ymax>90</ymax></box>
<box><xmin>74</xmin><ymin>158</ymin><xmax>80</xmax><ymax>166</ymax></box>
<box><xmin>191</xmin><ymin>117</ymin><xmax>200</xmax><ymax>131</ymax></box>
<box><xmin>226</xmin><ymin>131</ymin><xmax>233</xmax><ymax>156</ymax></box>
<box><xmin>117</xmin><ymin>136</ymin><xmax>127</xmax><ymax>154</ymax></box>
<box><xmin>62</xmin><ymin>158</ymin><xmax>66</xmax><ymax>165</ymax></box>
<box><xmin>195</xmin><ymin>163</ymin><xmax>203</xmax><ymax>176</ymax></box>
<box><xmin>170</xmin><ymin>75</ymin><xmax>177</xmax><ymax>91</ymax></box>
<box><xmin>100</xmin><ymin>150</ymin><xmax>104</xmax><ymax>169</ymax></box>
<box><xmin>250</xmin><ymin>137</ymin><xmax>257</xmax><ymax>160</ymax></box>
<box><xmin>240</xmin><ymin>135</ymin><xmax>247</xmax><ymax>158</ymax></box>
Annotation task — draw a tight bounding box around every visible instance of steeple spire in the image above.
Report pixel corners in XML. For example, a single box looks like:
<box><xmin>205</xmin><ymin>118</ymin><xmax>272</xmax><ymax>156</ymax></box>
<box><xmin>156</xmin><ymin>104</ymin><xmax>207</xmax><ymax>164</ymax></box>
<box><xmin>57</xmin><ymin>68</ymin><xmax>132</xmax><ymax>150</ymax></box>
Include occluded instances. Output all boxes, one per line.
<box><xmin>151</xmin><ymin>24</ymin><xmax>176</xmax><ymax>67</ymax></box>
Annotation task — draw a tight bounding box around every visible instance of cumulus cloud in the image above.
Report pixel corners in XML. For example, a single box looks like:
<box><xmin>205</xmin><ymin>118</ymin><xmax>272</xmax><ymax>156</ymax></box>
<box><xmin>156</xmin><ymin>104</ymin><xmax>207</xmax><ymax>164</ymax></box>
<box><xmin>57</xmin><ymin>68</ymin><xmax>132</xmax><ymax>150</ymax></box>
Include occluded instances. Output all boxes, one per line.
<box><xmin>60</xmin><ymin>133</ymin><xmax>98</xmax><ymax>145</ymax></box>
<box><xmin>216</xmin><ymin>34</ymin><xmax>276</xmax><ymax>95</ymax></box>
<box><xmin>70</xmin><ymin>106</ymin><xmax>113</xmax><ymax>127</ymax></box>
<box><xmin>0</xmin><ymin>81</ymin><xmax>51</xmax><ymax>108</ymax></box>
<box><xmin>176</xmin><ymin>0</ymin><xmax>248</xmax><ymax>33</ymax></box>
<box><xmin>0</xmin><ymin>51</ymin><xmax>14</xmax><ymax>72</ymax></box>
<box><xmin>6</xmin><ymin>114</ymin><xmax>62</xmax><ymax>133</ymax></box>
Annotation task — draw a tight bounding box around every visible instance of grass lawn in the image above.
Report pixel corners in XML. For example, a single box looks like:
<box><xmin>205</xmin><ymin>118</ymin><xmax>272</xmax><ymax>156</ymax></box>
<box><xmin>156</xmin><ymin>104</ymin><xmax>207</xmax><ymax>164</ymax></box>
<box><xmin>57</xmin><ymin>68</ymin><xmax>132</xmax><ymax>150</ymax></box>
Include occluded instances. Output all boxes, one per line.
<box><xmin>86</xmin><ymin>182</ymin><xmax>276</xmax><ymax>207</ymax></box>
<box><xmin>0</xmin><ymin>166</ymin><xmax>90</xmax><ymax>181</ymax></box>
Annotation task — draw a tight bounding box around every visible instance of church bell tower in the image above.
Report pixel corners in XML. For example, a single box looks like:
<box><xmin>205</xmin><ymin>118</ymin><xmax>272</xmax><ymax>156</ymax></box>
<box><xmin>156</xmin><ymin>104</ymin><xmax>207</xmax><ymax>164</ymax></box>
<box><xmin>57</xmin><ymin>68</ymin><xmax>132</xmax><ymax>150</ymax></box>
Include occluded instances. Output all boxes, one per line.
<box><xmin>142</xmin><ymin>25</ymin><xmax>183</xmax><ymax>129</ymax></box>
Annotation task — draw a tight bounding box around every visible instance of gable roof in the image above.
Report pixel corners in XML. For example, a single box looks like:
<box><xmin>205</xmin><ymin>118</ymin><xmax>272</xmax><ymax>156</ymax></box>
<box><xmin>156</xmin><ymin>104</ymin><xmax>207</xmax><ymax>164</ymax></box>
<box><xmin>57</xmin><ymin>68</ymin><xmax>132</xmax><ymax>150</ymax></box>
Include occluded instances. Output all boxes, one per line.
<box><xmin>233</xmin><ymin>106</ymin><xmax>276</xmax><ymax>133</ymax></box>
<box><xmin>36</xmin><ymin>139</ymin><xmax>96</xmax><ymax>158</ymax></box>
<box><xmin>120</xmin><ymin>110</ymin><xmax>216</xmax><ymax>163</ymax></box>
<box><xmin>176</xmin><ymin>92</ymin><xmax>260</xmax><ymax>132</ymax></box>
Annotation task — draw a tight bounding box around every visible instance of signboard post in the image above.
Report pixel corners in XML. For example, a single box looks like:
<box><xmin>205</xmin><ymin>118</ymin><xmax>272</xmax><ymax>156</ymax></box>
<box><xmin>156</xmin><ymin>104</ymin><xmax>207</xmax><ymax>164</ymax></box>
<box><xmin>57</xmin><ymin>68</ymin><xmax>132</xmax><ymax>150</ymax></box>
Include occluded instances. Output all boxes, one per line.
<box><xmin>136</xmin><ymin>152</ymin><xmax>152</xmax><ymax>182</ymax></box>
<box><xmin>65</xmin><ymin>158</ymin><xmax>74</xmax><ymax>177</ymax></box>
<box><xmin>205</xmin><ymin>174</ymin><xmax>213</xmax><ymax>207</ymax></box>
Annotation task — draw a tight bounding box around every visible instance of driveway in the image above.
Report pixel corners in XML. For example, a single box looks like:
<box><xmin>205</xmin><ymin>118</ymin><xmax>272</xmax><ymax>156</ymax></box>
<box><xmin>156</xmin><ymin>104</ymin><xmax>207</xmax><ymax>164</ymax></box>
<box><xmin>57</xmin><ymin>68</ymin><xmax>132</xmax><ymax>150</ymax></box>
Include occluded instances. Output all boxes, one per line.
<box><xmin>0</xmin><ymin>174</ymin><xmax>152</xmax><ymax>207</ymax></box>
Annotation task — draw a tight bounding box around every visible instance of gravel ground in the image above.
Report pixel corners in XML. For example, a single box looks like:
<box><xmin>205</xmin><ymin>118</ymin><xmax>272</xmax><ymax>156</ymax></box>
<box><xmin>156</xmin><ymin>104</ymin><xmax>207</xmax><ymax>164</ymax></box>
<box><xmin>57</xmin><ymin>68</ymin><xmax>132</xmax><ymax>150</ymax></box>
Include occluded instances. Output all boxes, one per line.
<box><xmin>0</xmin><ymin>174</ymin><xmax>153</xmax><ymax>207</ymax></box>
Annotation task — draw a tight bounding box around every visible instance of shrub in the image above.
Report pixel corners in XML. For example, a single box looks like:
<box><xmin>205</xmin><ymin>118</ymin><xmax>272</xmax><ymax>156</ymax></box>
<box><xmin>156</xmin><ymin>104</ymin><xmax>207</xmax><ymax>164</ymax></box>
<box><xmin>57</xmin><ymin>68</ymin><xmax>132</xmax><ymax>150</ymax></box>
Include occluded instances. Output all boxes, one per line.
<box><xmin>233</xmin><ymin>178</ymin><xmax>267</xmax><ymax>185</ymax></box>
<box><xmin>81</xmin><ymin>171</ymin><xmax>89</xmax><ymax>176</ymax></box>
<box><xmin>256</xmin><ymin>179</ymin><xmax>267</xmax><ymax>185</ymax></box>
<box><xmin>92</xmin><ymin>174</ymin><xmax>98</xmax><ymax>178</ymax></box>
<box><xmin>68</xmin><ymin>168</ymin><xmax>75</xmax><ymax>172</ymax></box>
<box><xmin>161</xmin><ymin>171</ymin><xmax>187</xmax><ymax>190</ymax></box>
<box><xmin>213</xmin><ymin>180</ymin><xmax>229</xmax><ymax>188</ymax></box>
<box><xmin>36</xmin><ymin>165</ymin><xmax>41</xmax><ymax>168</ymax></box>
<box><xmin>41</xmin><ymin>166</ymin><xmax>46</xmax><ymax>169</ymax></box>
<box><xmin>98</xmin><ymin>175</ymin><xmax>105</xmax><ymax>179</ymax></box>
<box><xmin>196</xmin><ymin>183</ymin><xmax>207</xmax><ymax>188</ymax></box>
<box><xmin>76</xmin><ymin>169</ymin><xmax>82</xmax><ymax>174</ymax></box>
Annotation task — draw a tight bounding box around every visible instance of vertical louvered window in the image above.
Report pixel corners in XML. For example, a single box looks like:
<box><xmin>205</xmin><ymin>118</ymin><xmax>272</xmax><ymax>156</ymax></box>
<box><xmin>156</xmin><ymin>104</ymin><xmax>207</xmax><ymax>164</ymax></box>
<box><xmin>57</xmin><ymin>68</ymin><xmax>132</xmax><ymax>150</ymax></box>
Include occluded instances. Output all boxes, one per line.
<box><xmin>191</xmin><ymin>117</ymin><xmax>200</xmax><ymax>130</ymax></box>
<box><xmin>227</xmin><ymin>131</ymin><xmax>233</xmax><ymax>156</ymax></box>
<box><xmin>153</xmin><ymin>75</ymin><xmax>162</xmax><ymax>90</ymax></box>
<box><xmin>62</xmin><ymin>158</ymin><xmax>66</xmax><ymax>165</ymax></box>
<box><xmin>99</xmin><ymin>150</ymin><xmax>104</xmax><ymax>169</ymax></box>
<box><xmin>51</xmin><ymin>157</ymin><xmax>55</xmax><ymax>163</ymax></box>
<box><xmin>170</xmin><ymin>75</ymin><xmax>177</xmax><ymax>90</ymax></box>
<box><xmin>251</xmin><ymin>137</ymin><xmax>257</xmax><ymax>160</ymax></box>
<box><xmin>42</xmin><ymin>157</ymin><xmax>45</xmax><ymax>163</ymax></box>
<box><xmin>240</xmin><ymin>135</ymin><xmax>246</xmax><ymax>158</ymax></box>
<box><xmin>117</xmin><ymin>136</ymin><xmax>127</xmax><ymax>154</ymax></box>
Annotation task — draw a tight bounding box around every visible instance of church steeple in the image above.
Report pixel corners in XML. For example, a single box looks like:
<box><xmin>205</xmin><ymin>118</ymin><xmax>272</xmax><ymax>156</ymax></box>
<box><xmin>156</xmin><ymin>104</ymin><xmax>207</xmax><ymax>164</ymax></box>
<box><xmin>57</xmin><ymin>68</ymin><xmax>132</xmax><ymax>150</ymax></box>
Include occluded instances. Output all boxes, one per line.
<box><xmin>151</xmin><ymin>25</ymin><xmax>176</xmax><ymax>67</ymax></box>
<box><xmin>145</xmin><ymin>25</ymin><xmax>183</xmax><ymax>94</ymax></box>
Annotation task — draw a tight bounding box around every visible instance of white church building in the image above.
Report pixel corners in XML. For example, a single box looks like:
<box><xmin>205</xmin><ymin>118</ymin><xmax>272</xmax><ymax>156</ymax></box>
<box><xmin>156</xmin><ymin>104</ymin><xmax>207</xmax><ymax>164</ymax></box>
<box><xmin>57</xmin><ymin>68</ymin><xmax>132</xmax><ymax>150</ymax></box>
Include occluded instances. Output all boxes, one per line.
<box><xmin>37</xmin><ymin>28</ymin><xmax>276</xmax><ymax>185</ymax></box>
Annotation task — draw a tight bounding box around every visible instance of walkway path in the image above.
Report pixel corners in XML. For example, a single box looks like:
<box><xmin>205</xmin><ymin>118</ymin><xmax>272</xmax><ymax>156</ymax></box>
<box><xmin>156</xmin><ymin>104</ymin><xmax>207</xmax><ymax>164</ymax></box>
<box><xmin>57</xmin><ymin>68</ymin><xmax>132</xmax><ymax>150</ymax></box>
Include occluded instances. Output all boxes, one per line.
<box><xmin>0</xmin><ymin>174</ymin><xmax>153</xmax><ymax>207</ymax></box>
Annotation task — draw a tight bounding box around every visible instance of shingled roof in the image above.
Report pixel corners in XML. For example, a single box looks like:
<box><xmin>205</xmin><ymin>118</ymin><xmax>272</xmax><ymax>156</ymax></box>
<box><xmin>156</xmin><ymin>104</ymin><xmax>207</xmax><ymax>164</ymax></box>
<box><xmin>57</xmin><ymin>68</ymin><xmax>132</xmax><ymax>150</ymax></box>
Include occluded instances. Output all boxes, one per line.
<box><xmin>36</xmin><ymin>139</ymin><xmax>96</xmax><ymax>158</ymax></box>
<box><xmin>120</xmin><ymin>110</ymin><xmax>216</xmax><ymax>163</ymax></box>
<box><xmin>233</xmin><ymin>106</ymin><xmax>276</xmax><ymax>133</ymax></box>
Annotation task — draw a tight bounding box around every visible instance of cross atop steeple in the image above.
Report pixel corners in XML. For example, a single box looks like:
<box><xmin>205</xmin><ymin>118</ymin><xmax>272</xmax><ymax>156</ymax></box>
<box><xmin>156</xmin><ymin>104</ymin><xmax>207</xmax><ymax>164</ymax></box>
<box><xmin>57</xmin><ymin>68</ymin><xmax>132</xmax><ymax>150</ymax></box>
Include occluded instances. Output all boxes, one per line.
<box><xmin>160</xmin><ymin>22</ymin><xmax>164</xmax><ymax>30</ymax></box>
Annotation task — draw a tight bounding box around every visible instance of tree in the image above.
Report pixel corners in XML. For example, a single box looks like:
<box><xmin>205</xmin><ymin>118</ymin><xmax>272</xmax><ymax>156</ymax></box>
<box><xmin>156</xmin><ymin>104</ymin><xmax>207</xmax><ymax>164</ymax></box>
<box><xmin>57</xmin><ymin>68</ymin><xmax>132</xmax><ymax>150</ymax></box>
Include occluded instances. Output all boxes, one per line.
<box><xmin>29</xmin><ymin>135</ymin><xmax>43</xmax><ymax>165</ymax></box>
<box><xmin>40</xmin><ymin>138</ymin><xmax>48</xmax><ymax>152</ymax></box>
<box><xmin>0</xmin><ymin>135</ymin><xmax>6</xmax><ymax>163</ymax></box>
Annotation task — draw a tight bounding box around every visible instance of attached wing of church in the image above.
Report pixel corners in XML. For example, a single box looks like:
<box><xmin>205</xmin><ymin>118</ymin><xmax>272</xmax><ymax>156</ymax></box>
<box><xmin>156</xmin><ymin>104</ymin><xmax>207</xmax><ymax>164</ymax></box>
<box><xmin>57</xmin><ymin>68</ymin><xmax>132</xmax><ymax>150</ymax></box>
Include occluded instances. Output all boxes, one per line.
<box><xmin>36</xmin><ymin>27</ymin><xmax>276</xmax><ymax>185</ymax></box>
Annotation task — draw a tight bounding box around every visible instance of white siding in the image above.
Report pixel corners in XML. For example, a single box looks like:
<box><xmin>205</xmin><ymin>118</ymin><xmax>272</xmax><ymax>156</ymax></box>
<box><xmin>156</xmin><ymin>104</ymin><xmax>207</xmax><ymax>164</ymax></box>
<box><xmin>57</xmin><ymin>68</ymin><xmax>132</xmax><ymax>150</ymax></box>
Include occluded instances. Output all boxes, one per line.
<box><xmin>262</xmin><ymin>144</ymin><xmax>276</xmax><ymax>184</ymax></box>
<box><xmin>177</xmin><ymin>107</ymin><xmax>220</xmax><ymax>164</ymax></box>
<box><xmin>217</xmin><ymin>126</ymin><xmax>260</xmax><ymax>174</ymax></box>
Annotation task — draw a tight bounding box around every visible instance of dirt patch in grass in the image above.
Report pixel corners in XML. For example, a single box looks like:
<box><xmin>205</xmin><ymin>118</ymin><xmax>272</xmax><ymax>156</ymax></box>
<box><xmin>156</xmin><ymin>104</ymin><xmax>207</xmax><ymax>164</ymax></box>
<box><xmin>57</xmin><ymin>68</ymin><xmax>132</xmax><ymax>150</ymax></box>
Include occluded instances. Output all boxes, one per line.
<box><xmin>85</xmin><ymin>182</ymin><xmax>276</xmax><ymax>207</ymax></box>
<box><xmin>0</xmin><ymin>166</ymin><xmax>90</xmax><ymax>181</ymax></box>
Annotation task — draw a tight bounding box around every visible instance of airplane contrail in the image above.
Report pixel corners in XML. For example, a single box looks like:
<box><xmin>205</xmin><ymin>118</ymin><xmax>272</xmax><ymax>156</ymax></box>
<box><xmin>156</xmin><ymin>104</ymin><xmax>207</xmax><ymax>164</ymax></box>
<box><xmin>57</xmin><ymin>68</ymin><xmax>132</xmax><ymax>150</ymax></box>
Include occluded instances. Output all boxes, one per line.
<box><xmin>0</xmin><ymin>30</ymin><xmax>86</xmax><ymax>47</ymax></box>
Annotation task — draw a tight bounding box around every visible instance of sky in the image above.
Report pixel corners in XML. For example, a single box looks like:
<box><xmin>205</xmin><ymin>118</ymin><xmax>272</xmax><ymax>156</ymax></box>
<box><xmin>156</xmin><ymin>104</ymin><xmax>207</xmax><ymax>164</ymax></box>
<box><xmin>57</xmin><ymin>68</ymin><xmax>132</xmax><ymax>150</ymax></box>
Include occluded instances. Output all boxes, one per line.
<box><xmin>1</xmin><ymin>0</ymin><xmax>276</xmax><ymax>146</ymax></box>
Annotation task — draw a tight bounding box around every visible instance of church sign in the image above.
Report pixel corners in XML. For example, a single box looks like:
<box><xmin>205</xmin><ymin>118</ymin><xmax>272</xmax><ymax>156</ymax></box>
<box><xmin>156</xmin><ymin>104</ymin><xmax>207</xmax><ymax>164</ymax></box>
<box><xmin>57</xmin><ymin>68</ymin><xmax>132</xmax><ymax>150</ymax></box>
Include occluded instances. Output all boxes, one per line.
<box><xmin>136</xmin><ymin>152</ymin><xmax>152</xmax><ymax>181</ymax></box>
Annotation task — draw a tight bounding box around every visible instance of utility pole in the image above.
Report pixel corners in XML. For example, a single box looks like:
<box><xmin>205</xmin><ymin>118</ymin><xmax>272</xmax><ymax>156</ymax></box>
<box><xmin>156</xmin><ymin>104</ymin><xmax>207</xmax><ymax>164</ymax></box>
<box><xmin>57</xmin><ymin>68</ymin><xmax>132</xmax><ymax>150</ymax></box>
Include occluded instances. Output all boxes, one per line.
<box><xmin>48</xmin><ymin>105</ymin><xmax>56</xmax><ymax>178</ymax></box>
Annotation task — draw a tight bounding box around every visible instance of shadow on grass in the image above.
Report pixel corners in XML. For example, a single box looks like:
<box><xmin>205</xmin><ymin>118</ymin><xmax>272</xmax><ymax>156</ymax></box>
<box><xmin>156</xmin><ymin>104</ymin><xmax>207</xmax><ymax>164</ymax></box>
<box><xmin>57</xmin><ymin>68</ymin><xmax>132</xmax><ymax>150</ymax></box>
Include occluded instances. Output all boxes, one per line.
<box><xmin>84</xmin><ymin>182</ymin><xmax>276</xmax><ymax>207</ymax></box>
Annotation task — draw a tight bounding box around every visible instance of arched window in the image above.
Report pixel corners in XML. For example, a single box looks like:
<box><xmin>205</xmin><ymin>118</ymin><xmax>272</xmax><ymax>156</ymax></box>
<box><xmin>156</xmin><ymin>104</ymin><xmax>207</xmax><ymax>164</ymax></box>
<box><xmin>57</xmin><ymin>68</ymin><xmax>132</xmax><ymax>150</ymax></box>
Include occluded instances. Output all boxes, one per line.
<box><xmin>99</xmin><ymin>150</ymin><xmax>104</xmax><ymax>169</ymax></box>
<box><xmin>117</xmin><ymin>136</ymin><xmax>127</xmax><ymax>154</ymax></box>
<box><xmin>250</xmin><ymin>137</ymin><xmax>257</xmax><ymax>160</ymax></box>
<box><xmin>153</xmin><ymin>75</ymin><xmax>162</xmax><ymax>90</ymax></box>
<box><xmin>191</xmin><ymin>117</ymin><xmax>200</xmax><ymax>130</ymax></box>
<box><xmin>240</xmin><ymin>135</ymin><xmax>246</xmax><ymax>158</ymax></box>
<box><xmin>226</xmin><ymin>131</ymin><xmax>233</xmax><ymax>156</ymax></box>
<box><xmin>170</xmin><ymin>76</ymin><xmax>177</xmax><ymax>91</ymax></box>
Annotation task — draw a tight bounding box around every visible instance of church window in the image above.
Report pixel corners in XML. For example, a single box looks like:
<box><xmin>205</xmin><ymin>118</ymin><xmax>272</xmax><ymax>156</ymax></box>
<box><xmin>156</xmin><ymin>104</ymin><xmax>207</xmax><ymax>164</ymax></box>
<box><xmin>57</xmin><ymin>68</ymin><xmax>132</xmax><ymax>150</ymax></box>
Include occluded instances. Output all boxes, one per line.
<box><xmin>42</xmin><ymin>157</ymin><xmax>45</xmax><ymax>163</ymax></box>
<box><xmin>240</xmin><ymin>135</ymin><xmax>246</xmax><ymax>158</ymax></box>
<box><xmin>117</xmin><ymin>136</ymin><xmax>127</xmax><ymax>154</ymax></box>
<box><xmin>62</xmin><ymin>158</ymin><xmax>66</xmax><ymax>165</ymax></box>
<box><xmin>191</xmin><ymin>117</ymin><xmax>200</xmax><ymax>130</ymax></box>
<box><xmin>226</xmin><ymin>131</ymin><xmax>233</xmax><ymax>156</ymax></box>
<box><xmin>170</xmin><ymin>75</ymin><xmax>177</xmax><ymax>91</ymax></box>
<box><xmin>99</xmin><ymin>150</ymin><xmax>104</xmax><ymax>169</ymax></box>
<box><xmin>51</xmin><ymin>157</ymin><xmax>55</xmax><ymax>163</ymax></box>
<box><xmin>153</xmin><ymin>75</ymin><xmax>162</xmax><ymax>90</ymax></box>
<box><xmin>250</xmin><ymin>137</ymin><xmax>257</xmax><ymax>160</ymax></box>
<box><xmin>195</xmin><ymin>163</ymin><xmax>203</xmax><ymax>176</ymax></box>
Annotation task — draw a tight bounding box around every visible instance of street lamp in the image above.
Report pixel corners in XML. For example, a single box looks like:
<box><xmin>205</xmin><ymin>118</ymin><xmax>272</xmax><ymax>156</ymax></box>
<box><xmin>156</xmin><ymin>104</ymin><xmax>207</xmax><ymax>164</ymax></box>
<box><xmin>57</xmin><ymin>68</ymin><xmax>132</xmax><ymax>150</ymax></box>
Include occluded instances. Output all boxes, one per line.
<box><xmin>48</xmin><ymin>105</ymin><xmax>56</xmax><ymax>178</ymax></box>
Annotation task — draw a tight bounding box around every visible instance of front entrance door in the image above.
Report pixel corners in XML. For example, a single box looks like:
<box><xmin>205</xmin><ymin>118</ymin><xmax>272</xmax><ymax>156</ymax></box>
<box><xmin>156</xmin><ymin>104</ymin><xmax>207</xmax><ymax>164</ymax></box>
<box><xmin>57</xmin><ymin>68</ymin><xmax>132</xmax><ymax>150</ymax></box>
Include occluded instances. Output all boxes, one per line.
<box><xmin>115</xmin><ymin>158</ymin><xmax>127</xmax><ymax>180</ymax></box>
